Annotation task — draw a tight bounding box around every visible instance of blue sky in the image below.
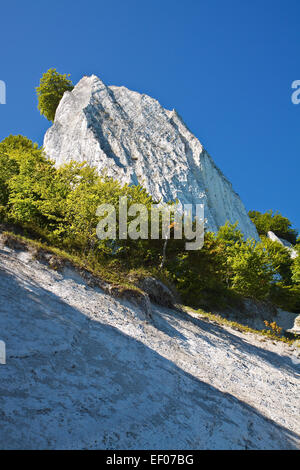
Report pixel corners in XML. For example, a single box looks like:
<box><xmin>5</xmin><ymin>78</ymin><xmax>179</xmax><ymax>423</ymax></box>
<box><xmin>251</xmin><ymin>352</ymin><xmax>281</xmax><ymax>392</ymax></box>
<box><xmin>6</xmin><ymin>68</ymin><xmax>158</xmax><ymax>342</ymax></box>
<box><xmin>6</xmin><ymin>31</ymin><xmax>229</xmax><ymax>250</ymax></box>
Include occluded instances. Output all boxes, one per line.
<box><xmin>0</xmin><ymin>0</ymin><xmax>299</xmax><ymax>232</ymax></box>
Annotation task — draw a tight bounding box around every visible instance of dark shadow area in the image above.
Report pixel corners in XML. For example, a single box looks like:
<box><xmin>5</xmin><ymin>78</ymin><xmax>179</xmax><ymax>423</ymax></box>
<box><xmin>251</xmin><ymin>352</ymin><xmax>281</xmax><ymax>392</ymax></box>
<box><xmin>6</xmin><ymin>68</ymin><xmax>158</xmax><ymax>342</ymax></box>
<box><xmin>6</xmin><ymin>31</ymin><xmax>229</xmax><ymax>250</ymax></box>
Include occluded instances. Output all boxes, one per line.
<box><xmin>84</xmin><ymin>105</ymin><xmax>126</xmax><ymax>169</ymax></box>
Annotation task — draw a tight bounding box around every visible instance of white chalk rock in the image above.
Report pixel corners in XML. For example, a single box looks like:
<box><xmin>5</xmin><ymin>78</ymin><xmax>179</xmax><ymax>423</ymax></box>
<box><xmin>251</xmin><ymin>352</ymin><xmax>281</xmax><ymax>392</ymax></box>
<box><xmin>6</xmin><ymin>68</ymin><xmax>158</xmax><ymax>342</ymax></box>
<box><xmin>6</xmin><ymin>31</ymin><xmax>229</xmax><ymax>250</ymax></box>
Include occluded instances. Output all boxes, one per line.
<box><xmin>267</xmin><ymin>231</ymin><xmax>298</xmax><ymax>259</ymax></box>
<box><xmin>44</xmin><ymin>75</ymin><xmax>259</xmax><ymax>240</ymax></box>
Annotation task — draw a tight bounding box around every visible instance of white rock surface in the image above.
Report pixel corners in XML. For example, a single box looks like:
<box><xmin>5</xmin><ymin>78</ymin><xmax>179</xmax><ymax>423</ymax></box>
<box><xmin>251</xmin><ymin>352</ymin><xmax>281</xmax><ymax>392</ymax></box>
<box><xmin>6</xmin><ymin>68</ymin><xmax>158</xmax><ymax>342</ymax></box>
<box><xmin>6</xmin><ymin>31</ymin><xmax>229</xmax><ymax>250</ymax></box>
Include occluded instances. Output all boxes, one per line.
<box><xmin>44</xmin><ymin>75</ymin><xmax>259</xmax><ymax>240</ymax></box>
<box><xmin>267</xmin><ymin>231</ymin><xmax>298</xmax><ymax>259</ymax></box>
<box><xmin>0</xmin><ymin>246</ymin><xmax>299</xmax><ymax>449</ymax></box>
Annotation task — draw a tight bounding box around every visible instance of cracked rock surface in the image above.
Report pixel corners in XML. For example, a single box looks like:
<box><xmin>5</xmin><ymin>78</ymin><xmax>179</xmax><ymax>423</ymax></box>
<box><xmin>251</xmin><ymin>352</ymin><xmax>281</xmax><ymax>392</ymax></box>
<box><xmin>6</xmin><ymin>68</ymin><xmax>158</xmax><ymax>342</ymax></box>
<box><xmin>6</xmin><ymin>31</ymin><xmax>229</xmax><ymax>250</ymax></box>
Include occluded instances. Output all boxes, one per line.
<box><xmin>0</xmin><ymin>246</ymin><xmax>299</xmax><ymax>449</ymax></box>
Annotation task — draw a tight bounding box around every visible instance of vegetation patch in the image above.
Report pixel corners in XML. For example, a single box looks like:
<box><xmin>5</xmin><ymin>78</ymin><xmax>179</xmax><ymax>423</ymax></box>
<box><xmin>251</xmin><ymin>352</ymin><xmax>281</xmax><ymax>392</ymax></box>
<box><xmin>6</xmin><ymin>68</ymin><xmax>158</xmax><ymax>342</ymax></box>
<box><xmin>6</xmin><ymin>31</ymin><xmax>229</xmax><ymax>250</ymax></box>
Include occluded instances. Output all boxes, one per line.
<box><xmin>0</xmin><ymin>71</ymin><xmax>299</xmax><ymax>321</ymax></box>
<box><xmin>184</xmin><ymin>306</ymin><xmax>299</xmax><ymax>345</ymax></box>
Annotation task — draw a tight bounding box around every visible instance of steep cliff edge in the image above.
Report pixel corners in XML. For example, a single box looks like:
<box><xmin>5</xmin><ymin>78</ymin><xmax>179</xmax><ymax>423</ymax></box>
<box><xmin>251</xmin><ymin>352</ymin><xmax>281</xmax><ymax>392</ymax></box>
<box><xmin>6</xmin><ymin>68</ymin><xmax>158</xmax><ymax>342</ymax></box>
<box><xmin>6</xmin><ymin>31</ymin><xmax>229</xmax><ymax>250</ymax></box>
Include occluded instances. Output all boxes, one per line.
<box><xmin>44</xmin><ymin>75</ymin><xmax>259</xmax><ymax>240</ymax></box>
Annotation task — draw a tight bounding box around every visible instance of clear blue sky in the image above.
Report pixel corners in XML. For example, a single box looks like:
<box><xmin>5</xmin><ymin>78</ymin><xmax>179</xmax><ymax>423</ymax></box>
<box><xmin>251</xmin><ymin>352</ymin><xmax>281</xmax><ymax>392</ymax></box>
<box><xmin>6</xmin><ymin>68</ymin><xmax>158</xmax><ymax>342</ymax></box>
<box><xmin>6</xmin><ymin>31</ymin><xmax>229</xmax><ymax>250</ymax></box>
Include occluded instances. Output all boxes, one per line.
<box><xmin>0</xmin><ymin>0</ymin><xmax>299</xmax><ymax>232</ymax></box>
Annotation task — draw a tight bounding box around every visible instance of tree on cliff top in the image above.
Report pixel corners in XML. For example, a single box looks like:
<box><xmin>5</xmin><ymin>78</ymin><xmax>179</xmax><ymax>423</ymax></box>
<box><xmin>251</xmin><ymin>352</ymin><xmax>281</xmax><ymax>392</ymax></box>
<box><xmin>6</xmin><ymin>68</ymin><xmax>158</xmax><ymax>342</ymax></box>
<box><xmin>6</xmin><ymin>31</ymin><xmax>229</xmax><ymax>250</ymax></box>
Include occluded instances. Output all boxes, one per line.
<box><xmin>36</xmin><ymin>69</ymin><xmax>74</xmax><ymax>122</ymax></box>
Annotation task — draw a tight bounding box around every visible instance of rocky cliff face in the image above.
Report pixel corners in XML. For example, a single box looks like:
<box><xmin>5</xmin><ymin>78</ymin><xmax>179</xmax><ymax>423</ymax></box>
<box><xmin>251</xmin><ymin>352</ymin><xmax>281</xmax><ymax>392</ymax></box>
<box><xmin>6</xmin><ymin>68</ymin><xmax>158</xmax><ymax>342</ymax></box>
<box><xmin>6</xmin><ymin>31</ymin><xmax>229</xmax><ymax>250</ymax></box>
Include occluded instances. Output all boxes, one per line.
<box><xmin>44</xmin><ymin>75</ymin><xmax>259</xmax><ymax>239</ymax></box>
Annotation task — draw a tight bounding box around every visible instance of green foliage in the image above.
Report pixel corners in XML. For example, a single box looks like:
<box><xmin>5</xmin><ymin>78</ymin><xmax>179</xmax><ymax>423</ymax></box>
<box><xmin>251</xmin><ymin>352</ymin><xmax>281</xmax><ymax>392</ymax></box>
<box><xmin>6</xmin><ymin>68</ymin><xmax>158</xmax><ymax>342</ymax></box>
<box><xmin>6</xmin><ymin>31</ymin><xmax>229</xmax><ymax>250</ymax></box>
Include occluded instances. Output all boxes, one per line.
<box><xmin>188</xmin><ymin>307</ymin><xmax>294</xmax><ymax>344</ymax></box>
<box><xmin>263</xmin><ymin>321</ymin><xmax>283</xmax><ymax>337</ymax></box>
<box><xmin>0</xmin><ymin>135</ymin><xmax>156</xmax><ymax>259</ymax></box>
<box><xmin>261</xmin><ymin>236</ymin><xmax>293</xmax><ymax>285</ymax></box>
<box><xmin>226</xmin><ymin>240</ymin><xmax>274</xmax><ymax>299</ymax></box>
<box><xmin>269</xmin><ymin>283</ymin><xmax>300</xmax><ymax>312</ymax></box>
<box><xmin>0</xmin><ymin>134</ymin><xmax>299</xmax><ymax>313</ymax></box>
<box><xmin>291</xmin><ymin>244</ymin><xmax>300</xmax><ymax>283</ymax></box>
<box><xmin>0</xmin><ymin>135</ymin><xmax>57</xmax><ymax>229</ymax></box>
<box><xmin>0</xmin><ymin>153</ymin><xmax>19</xmax><ymax>208</ymax></box>
<box><xmin>58</xmin><ymin>163</ymin><xmax>154</xmax><ymax>257</ymax></box>
<box><xmin>166</xmin><ymin>223</ymin><xmax>274</xmax><ymax>306</ymax></box>
<box><xmin>36</xmin><ymin>69</ymin><xmax>74</xmax><ymax>122</ymax></box>
<box><xmin>216</xmin><ymin>221</ymin><xmax>244</xmax><ymax>246</ymax></box>
<box><xmin>249</xmin><ymin>209</ymin><xmax>298</xmax><ymax>244</ymax></box>
<box><xmin>215</xmin><ymin>223</ymin><xmax>275</xmax><ymax>300</ymax></box>
<box><xmin>259</xmin><ymin>236</ymin><xmax>300</xmax><ymax>312</ymax></box>
<box><xmin>166</xmin><ymin>231</ymin><xmax>230</xmax><ymax>308</ymax></box>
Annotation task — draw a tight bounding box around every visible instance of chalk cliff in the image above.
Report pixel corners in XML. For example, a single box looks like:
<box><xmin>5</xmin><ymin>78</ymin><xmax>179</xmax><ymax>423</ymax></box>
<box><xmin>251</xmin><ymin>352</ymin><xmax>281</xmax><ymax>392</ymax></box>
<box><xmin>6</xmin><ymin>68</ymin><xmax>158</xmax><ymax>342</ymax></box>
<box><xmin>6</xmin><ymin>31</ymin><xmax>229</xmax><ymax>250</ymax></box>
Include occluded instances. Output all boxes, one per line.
<box><xmin>44</xmin><ymin>75</ymin><xmax>259</xmax><ymax>239</ymax></box>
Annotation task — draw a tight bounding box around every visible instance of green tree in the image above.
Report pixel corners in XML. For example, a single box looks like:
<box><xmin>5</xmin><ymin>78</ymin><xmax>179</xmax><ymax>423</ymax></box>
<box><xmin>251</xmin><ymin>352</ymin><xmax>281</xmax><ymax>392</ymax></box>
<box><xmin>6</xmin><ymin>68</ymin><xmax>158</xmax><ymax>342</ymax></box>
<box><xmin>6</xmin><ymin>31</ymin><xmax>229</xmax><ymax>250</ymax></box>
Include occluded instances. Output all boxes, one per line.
<box><xmin>60</xmin><ymin>166</ymin><xmax>154</xmax><ymax>256</ymax></box>
<box><xmin>249</xmin><ymin>209</ymin><xmax>298</xmax><ymax>244</ymax></box>
<box><xmin>215</xmin><ymin>223</ymin><xmax>275</xmax><ymax>299</ymax></box>
<box><xmin>166</xmin><ymin>231</ymin><xmax>229</xmax><ymax>308</ymax></box>
<box><xmin>0</xmin><ymin>152</ymin><xmax>19</xmax><ymax>209</ymax></box>
<box><xmin>291</xmin><ymin>245</ymin><xmax>300</xmax><ymax>284</ymax></box>
<box><xmin>261</xmin><ymin>236</ymin><xmax>293</xmax><ymax>285</ymax></box>
<box><xmin>0</xmin><ymin>135</ymin><xmax>59</xmax><ymax>231</ymax></box>
<box><xmin>36</xmin><ymin>68</ymin><xmax>74</xmax><ymax>122</ymax></box>
<box><xmin>1</xmin><ymin>134</ymin><xmax>297</xmax><ymax>311</ymax></box>
<box><xmin>227</xmin><ymin>240</ymin><xmax>275</xmax><ymax>299</ymax></box>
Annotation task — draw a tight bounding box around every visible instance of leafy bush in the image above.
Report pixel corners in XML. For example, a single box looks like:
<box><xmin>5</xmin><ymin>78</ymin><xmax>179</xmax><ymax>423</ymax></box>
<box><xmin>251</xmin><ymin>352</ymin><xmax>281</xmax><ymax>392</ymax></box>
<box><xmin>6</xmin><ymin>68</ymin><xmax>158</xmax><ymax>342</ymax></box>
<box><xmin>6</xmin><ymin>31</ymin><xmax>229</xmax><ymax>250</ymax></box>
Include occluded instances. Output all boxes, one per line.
<box><xmin>36</xmin><ymin>69</ymin><xmax>74</xmax><ymax>122</ymax></box>
<box><xmin>261</xmin><ymin>236</ymin><xmax>293</xmax><ymax>285</ymax></box>
<box><xmin>291</xmin><ymin>244</ymin><xmax>300</xmax><ymax>283</ymax></box>
<box><xmin>249</xmin><ymin>209</ymin><xmax>298</xmax><ymax>244</ymax></box>
<box><xmin>263</xmin><ymin>321</ymin><xmax>282</xmax><ymax>337</ymax></box>
<box><xmin>165</xmin><ymin>231</ymin><xmax>231</xmax><ymax>308</ymax></box>
<box><xmin>1</xmin><ymin>135</ymin><xmax>299</xmax><ymax>313</ymax></box>
<box><xmin>166</xmin><ymin>223</ymin><xmax>274</xmax><ymax>306</ymax></box>
<box><xmin>226</xmin><ymin>240</ymin><xmax>274</xmax><ymax>299</ymax></box>
<box><xmin>0</xmin><ymin>135</ymin><xmax>159</xmax><ymax>260</ymax></box>
<box><xmin>269</xmin><ymin>283</ymin><xmax>300</xmax><ymax>312</ymax></box>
